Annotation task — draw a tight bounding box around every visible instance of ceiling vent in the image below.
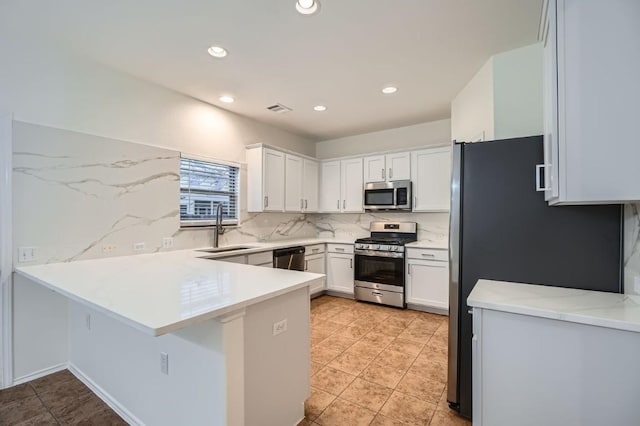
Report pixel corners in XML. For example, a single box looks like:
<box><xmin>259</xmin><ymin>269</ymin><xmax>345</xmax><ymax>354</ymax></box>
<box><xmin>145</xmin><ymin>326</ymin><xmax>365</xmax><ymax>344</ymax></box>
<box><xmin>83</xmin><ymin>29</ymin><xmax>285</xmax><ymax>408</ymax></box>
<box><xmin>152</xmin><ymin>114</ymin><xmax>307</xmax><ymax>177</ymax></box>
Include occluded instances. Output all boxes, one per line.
<box><xmin>266</xmin><ymin>103</ymin><xmax>293</xmax><ymax>114</ymax></box>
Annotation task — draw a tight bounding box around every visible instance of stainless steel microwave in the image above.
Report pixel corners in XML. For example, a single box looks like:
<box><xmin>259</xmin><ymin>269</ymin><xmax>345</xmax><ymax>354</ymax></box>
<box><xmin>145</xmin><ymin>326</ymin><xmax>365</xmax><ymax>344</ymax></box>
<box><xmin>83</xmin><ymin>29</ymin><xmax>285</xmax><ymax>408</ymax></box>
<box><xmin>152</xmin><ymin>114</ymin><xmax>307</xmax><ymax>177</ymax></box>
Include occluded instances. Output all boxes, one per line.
<box><xmin>363</xmin><ymin>180</ymin><xmax>412</xmax><ymax>211</ymax></box>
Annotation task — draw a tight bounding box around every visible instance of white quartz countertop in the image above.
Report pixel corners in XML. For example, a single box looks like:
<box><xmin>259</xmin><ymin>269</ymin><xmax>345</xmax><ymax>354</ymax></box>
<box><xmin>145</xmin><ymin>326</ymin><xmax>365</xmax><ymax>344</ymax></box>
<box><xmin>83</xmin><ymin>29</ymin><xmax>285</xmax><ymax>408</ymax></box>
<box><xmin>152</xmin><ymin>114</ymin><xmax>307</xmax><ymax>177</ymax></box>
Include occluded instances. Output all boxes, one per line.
<box><xmin>196</xmin><ymin>238</ymin><xmax>354</xmax><ymax>259</ymax></box>
<box><xmin>468</xmin><ymin>280</ymin><xmax>640</xmax><ymax>333</ymax></box>
<box><xmin>405</xmin><ymin>239</ymin><xmax>448</xmax><ymax>250</ymax></box>
<box><xmin>15</xmin><ymin>248</ymin><xmax>325</xmax><ymax>337</ymax></box>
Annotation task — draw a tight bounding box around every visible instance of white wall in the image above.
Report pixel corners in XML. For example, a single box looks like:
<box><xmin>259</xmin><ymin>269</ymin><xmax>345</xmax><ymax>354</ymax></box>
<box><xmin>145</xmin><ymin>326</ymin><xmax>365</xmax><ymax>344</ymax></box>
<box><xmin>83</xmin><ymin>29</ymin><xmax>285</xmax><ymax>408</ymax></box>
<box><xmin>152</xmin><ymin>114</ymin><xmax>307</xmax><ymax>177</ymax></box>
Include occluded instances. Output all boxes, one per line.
<box><xmin>493</xmin><ymin>43</ymin><xmax>544</xmax><ymax>140</ymax></box>
<box><xmin>0</xmin><ymin>38</ymin><xmax>314</xmax><ymax>162</ymax></box>
<box><xmin>315</xmin><ymin>119</ymin><xmax>451</xmax><ymax>159</ymax></box>
<box><xmin>450</xmin><ymin>60</ymin><xmax>494</xmax><ymax>142</ymax></box>
<box><xmin>451</xmin><ymin>43</ymin><xmax>543</xmax><ymax>142</ymax></box>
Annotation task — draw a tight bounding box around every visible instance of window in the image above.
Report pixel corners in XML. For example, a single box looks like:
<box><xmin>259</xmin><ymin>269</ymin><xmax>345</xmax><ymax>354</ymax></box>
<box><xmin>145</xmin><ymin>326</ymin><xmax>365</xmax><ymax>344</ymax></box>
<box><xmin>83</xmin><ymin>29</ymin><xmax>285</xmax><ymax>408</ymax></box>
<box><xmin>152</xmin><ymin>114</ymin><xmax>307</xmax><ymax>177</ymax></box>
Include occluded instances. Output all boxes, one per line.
<box><xmin>180</xmin><ymin>157</ymin><xmax>239</xmax><ymax>226</ymax></box>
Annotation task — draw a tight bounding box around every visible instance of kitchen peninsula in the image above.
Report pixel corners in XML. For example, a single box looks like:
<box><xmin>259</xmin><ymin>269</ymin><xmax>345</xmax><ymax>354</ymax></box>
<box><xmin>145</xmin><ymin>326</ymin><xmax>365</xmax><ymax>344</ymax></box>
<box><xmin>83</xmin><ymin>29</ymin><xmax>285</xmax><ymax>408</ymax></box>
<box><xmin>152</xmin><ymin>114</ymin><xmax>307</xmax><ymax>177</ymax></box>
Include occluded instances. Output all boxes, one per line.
<box><xmin>15</xmin><ymin>249</ymin><xmax>324</xmax><ymax>426</ymax></box>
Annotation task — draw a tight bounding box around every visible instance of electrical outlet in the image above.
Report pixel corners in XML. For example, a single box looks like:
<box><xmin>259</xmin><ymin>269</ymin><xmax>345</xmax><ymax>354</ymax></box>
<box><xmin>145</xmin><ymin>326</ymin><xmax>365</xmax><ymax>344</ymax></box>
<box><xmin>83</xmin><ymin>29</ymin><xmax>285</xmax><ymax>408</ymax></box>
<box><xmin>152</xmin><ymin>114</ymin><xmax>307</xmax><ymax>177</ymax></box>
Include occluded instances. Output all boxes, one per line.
<box><xmin>102</xmin><ymin>244</ymin><xmax>117</xmax><ymax>253</ymax></box>
<box><xmin>133</xmin><ymin>242</ymin><xmax>145</xmax><ymax>251</ymax></box>
<box><xmin>162</xmin><ymin>237</ymin><xmax>174</xmax><ymax>249</ymax></box>
<box><xmin>17</xmin><ymin>247</ymin><xmax>38</xmax><ymax>263</ymax></box>
<box><xmin>272</xmin><ymin>319</ymin><xmax>288</xmax><ymax>336</ymax></box>
<box><xmin>85</xmin><ymin>314</ymin><xmax>91</xmax><ymax>330</ymax></box>
<box><xmin>160</xmin><ymin>352</ymin><xmax>169</xmax><ymax>375</ymax></box>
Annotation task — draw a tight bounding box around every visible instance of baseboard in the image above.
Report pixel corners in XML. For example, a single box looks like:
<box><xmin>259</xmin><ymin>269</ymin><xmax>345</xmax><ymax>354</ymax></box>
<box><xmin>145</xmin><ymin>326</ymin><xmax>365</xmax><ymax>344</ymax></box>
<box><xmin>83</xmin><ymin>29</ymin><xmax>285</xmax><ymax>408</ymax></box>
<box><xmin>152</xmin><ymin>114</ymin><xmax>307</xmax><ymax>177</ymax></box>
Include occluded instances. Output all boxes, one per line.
<box><xmin>12</xmin><ymin>363</ymin><xmax>68</xmax><ymax>386</ymax></box>
<box><xmin>406</xmin><ymin>303</ymin><xmax>449</xmax><ymax>316</ymax></box>
<box><xmin>324</xmin><ymin>290</ymin><xmax>355</xmax><ymax>299</ymax></box>
<box><xmin>68</xmin><ymin>363</ymin><xmax>144</xmax><ymax>426</ymax></box>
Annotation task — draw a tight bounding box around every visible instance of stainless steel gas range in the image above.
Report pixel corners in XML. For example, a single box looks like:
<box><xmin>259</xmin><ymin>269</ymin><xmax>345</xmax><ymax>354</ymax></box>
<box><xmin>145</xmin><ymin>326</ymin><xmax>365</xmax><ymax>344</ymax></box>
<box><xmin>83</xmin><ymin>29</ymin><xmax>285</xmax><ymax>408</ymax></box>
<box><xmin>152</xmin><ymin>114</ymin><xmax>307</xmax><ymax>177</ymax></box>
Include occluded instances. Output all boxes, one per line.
<box><xmin>353</xmin><ymin>221</ymin><xmax>418</xmax><ymax>308</ymax></box>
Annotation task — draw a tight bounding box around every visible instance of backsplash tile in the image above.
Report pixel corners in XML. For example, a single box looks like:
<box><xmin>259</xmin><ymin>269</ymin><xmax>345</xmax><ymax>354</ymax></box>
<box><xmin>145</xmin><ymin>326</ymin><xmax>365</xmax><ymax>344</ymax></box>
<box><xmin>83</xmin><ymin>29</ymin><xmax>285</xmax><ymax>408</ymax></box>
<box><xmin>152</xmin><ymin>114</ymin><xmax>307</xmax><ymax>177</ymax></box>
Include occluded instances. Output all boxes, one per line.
<box><xmin>624</xmin><ymin>203</ymin><xmax>640</xmax><ymax>295</ymax></box>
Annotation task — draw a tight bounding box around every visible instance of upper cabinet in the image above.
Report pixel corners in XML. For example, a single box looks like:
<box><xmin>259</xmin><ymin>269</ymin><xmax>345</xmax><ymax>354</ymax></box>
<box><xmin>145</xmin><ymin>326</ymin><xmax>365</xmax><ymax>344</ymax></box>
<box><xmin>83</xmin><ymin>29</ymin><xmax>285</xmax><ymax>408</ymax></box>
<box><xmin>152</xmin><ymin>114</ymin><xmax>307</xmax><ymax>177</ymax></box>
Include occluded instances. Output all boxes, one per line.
<box><xmin>540</xmin><ymin>0</ymin><xmax>640</xmax><ymax>204</ymax></box>
<box><xmin>364</xmin><ymin>153</ymin><xmax>411</xmax><ymax>183</ymax></box>
<box><xmin>320</xmin><ymin>159</ymin><xmax>363</xmax><ymax>213</ymax></box>
<box><xmin>411</xmin><ymin>147</ymin><xmax>451</xmax><ymax>212</ymax></box>
<box><xmin>247</xmin><ymin>146</ymin><xmax>285</xmax><ymax>212</ymax></box>
<box><xmin>247</xmin><ymin>147</ymin><xmax>318</xmax><ymax>213</ymax></box>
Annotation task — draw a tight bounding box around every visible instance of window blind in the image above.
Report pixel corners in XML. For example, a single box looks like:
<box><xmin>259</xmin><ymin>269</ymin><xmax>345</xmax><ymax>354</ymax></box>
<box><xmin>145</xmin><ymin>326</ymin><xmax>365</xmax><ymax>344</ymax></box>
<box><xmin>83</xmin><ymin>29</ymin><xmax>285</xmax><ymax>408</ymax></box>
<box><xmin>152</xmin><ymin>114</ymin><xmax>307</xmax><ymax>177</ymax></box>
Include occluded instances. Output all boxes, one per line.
<box><xmin>180</xmin><ymin>157</ymin><xmax>239</xmax><ymax>224</ymax></box>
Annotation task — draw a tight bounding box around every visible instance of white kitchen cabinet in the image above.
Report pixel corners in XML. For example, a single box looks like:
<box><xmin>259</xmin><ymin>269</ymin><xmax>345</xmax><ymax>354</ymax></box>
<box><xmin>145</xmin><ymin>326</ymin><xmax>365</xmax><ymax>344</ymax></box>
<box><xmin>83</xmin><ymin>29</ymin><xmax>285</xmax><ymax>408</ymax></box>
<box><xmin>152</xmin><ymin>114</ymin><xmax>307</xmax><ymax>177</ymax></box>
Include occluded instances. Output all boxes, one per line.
<box><xmin>406</xmin><ymin>248</ymin><xmax>449</xmax><ymax>312</ymax></box>
<box><xmin>320</xmin><ymin>159</ymin><xmax>363</xmax><ymax>213</ymax></box>
<box><xmin>305</xmin><ymin>253</ymin><xmax>326</xmax><ymax>295</ymax></box>
<box><xmin>364</xmin><ymin>155</ymin><xmax>386</xmax><ymax>183</ymax></box>
<box><xmin>284</xmin><ymin>154</ymin><xmax>303</xmax><ymax>212</ymax></box>
<box><xmin>364</xmin><ymin>153</ymin><xmax>411</xmax><ymax>183</ymax></box>
<box><xmin>340</xmin><ymin>158</ymin><xmax>363</xmax><ymax>213</ymax></box>
<box><xmin>326</xmin><ymin>244</ymin><xmax>354</xmax><ymax>295</ymax></box>
<box><xmin>410</xmin><ymin>147</ymin><xmax>451</xmax><ymax>212</ymax></box>
<box><xmin>302</xmin><ymin>159</ymin><xmax>319</xmax><ymax>212</ymax></box>
<box><xmin>540</xmin><ymin>0</ymin><xmax>640</xmax><ymax>204</ymax></box>
<box><xmin>320</xmin><ymin>161</ymin><xmax>341</xmax><ymax>212</ymax></box>
<box><xmin>246</xmin><ymin>146</ymin><xmax>285</xmax><ymax>212</ymax></box>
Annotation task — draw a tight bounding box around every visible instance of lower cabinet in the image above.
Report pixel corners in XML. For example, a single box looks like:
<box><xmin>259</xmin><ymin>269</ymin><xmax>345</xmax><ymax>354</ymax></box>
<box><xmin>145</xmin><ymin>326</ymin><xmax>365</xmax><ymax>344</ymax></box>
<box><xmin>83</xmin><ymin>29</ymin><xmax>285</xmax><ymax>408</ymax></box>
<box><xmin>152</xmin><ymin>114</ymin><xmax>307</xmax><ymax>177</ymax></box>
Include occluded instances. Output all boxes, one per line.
<box><xmin>406</xmin><ymin>248</ymin><xmax>449</xmax><ymax>312</ymax></box>
<box><xmin>305</xmin><ymin>253</ymin><xmax>326</xmax><ymax>295</ymax></box>
<box><xmin>326</xmin><ymin>253</ymin><xmax>354</xmax><ymax>295</ymax></box>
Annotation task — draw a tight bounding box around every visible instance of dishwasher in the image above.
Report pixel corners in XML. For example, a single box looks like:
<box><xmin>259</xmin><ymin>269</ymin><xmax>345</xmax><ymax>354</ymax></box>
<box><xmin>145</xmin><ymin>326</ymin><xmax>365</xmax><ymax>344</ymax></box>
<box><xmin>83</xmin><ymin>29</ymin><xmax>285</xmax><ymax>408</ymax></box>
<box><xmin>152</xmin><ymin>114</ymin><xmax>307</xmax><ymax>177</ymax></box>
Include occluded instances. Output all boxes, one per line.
<box><xmin>273</xmin><ymin>246</ymin><xmax>305</xmax><ymax>271</ymax></box>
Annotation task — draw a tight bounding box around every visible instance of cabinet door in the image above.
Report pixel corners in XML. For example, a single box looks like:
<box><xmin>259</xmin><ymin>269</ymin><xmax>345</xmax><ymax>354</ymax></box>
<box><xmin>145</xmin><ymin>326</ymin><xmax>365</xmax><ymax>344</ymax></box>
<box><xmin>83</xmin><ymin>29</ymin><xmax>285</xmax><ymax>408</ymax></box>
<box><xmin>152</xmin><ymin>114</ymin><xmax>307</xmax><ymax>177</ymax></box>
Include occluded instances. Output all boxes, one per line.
<box><xmin>284</xmin><ymin>154</ymin><xmax>303</xmax><ymax>212</ymax></box>
<box><xmin>363</xmin><ymin>155</ymin><xmax>386</xmax><ymax>183</ymax></box>
<box><xmin>411</xmin><ymin>147</ymin><xmax>451</xmax><ymax>212</ymax></box>
<box><xmin>406</xmin><ymin>259</ymin><xmax>449</xmax><ymax>310</ymax></box>
<box><xmin>263</xmin><ymin>148</ymin><xmax>285</xmax><ymax>211</ymax></box>
<box><xmin>326</xmin><ymin>253</ymin><xmax>354</xmax><ymax>294</ymax></box>
<box><xmin>341</xmin><ymin>158</ymin><xmax>363</xmax><ymax>213</ymax></box>
<box><xmin>305</xmin><ymin>254</ymin><xmax>326</xmax><ymax>295</ymax></box>
<box><xmin>542</xmin><ymin>0</ymin><xmax>559</xmax><ymax>202</ymax></box>
<box><xmin>303</xmin><ymin>159</ymin><xmax>319</xmax><ymax>212</ymax></box>
<box><xmin>386</xmin><ymin>152</ymin><xmax>411</xmax><ymax>181</ymax></box>
<box><xmin>320</xmin><ymin>161</ymin><xmax>341</xmax><ymax>212</ymax></box>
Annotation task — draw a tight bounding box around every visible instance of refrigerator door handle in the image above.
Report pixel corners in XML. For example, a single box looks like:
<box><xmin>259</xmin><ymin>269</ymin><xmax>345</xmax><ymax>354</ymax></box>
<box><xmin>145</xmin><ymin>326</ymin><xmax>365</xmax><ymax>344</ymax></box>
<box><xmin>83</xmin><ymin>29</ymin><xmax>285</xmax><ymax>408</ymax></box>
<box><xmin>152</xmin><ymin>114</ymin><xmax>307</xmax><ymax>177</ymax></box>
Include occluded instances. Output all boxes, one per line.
<box><xmin>535</xmin><ymin>164</ymin><xmax>551</xmax><ymax>192</ymax></box>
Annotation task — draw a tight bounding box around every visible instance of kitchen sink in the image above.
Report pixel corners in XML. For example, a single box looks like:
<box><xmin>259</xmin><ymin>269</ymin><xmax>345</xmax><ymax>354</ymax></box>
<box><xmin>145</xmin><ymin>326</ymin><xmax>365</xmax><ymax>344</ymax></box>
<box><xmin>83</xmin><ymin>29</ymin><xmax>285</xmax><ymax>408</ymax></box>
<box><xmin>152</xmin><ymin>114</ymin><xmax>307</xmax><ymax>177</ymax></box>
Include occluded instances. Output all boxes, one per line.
<box><xmin>196</xmin><ymin>246</ymin><xmax>255</xmax><ymax>254</ymax></box>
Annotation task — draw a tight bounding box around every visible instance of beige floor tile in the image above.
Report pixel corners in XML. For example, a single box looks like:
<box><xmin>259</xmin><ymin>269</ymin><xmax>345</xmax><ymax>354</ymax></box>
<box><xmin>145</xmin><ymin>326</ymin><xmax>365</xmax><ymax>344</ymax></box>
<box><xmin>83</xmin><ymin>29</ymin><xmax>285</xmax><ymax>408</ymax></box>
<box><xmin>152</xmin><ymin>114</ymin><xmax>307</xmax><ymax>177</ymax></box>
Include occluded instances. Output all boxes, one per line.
<box><xmin>314</xmin><ymin>307</ymin><xmax>345</xmax><ymax>321</ymax></box>
<box><xmin>331</xmin><ymin>310</ymin><xmax>363</xmax><ymax>325</ymax></box>
<box><xmin>374</xmin><ymin>322</ymin><xmax>406</xmax><ymax>338</ymax></box>
<box><xmin>380</xmin><ymin>391</ymin><xmax>436</xmax><ymax>425</ymax></box>
<box><xmin>409</xmin><ymin>357</ymin><xmax>447</xmax><ymax>384</ymax></box>
<box><xmin>312</xmin><ymin>366</ymin><xmax>357</xmax><ymax>395</ymax></box>
<box><xmin>397</xmin><ymin>327</ymin><xmax>434</xmax><ymax>345</ymax></box>
<box><xmin>349</xmin><ymin>339</ymin><xmax>389</xmax><ymax>357</ymax></box>
<box><xmin>429</xmin><ymin>408</ymin><xmax>472</xmax><ymax>426</ymax></box>
<box><xmin>311</xmin><ymin>327</ymin><xmax>334</xmax><ymax>342</ymax></box>
<box><xmin>349</xmin><ymin>317</ymin><xmax>380</xmax><ymax>330</ymax></box>
<box><xmin>396</xmin><ymin>369</ymin><xmax>446</xmax><ymax>404</ymax></box>
<box><xmin>328</xmin><ymin>348</ymin><xmax>375</xmax><ymax>376</ymax></box>
<box><xmin>320</xmin><ymin>334</ymin><xmax>357</xmax><ymax>352</ymax></box>
<box><xmin>385</xmin><ymin>316</ymin><xmax>416</xmax><ymax>329</ymax></box>
<box><xmin>311</xmin><ymin>361</ymin><xmax>324</xmax><ymax>376</ymax></box>
<box><xmin>387</xmin><ymin>338</ymin><xmax>425</xmax><ymax>357</ymax></box>
<box><xmin>334</xmin><ymin>325</ymin><xmax>370</xmax><ymax>340</ymax></box>
<box><xmin>311</xmin><ymin>344</ymin><xmax>345</xmax><ymax>365</ymax></box>
<box><xmin>305</xmin><ymin>387</ymin><xmax>337</xmax><ymax>420</ymax></box>
<box><xmin>370</xmin><ymin>414</ymin><xmax>411</xmax><ymax>425</ymax></box>
<box><xmin>360</xmin><ymin>330</ymin><xmax>396</xmax><ymax>348</ymax></box>
<box><xmin>374</xmin><ymin>347</ymin><xmax>417</xmax><ymax>371</ymax></box>
<box><xmin>339</xmin><ymin>378</ymin><xmax>393</xmax><ymax>412</ymax></box>
<box><xmin>315</xmin><ymin>398</ymin><xmax>376</xmax><ymax>426</ymax></box>
<box><xmin>359</xmin><ymin>360</ymin><xmax>408</xmax><ymax>389</ymax></box>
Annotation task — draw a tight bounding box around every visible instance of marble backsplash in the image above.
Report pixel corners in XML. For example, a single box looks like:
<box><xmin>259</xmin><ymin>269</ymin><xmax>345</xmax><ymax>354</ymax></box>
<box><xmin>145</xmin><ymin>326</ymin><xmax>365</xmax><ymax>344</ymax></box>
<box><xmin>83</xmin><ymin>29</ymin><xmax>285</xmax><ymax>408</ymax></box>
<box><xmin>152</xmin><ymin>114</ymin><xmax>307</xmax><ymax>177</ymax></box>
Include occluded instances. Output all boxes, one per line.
<box><xmin>624</xmin><ymin>203</ymin><xmax>640</xmax><ymax>295</ymax></box>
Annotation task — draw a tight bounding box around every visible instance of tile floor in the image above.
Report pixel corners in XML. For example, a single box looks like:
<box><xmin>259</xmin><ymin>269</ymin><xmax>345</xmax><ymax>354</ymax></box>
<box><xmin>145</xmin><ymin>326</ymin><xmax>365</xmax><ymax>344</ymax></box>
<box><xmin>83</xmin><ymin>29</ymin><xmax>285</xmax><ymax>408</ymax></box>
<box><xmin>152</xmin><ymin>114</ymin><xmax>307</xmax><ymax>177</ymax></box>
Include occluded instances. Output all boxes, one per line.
<box><xmin>302</xmin><ymin>295</ymin><xmax>471</xmax><ymax>426</ymax></box>
<box><xmin>0</xmin><ymin>369</ymin><xmax>126</xmax><ymax>425</ymax></box>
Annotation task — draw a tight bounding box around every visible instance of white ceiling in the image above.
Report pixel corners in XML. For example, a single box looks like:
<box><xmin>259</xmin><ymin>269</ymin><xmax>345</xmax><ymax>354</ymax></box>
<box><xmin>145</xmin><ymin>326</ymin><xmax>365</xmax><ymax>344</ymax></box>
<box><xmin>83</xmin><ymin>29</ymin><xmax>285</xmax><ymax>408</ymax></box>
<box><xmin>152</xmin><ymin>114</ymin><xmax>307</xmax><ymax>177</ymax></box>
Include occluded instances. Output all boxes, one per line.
<box><xmin>2</xmin><ymin>0</ymin><xmax>542</xmax><ymax>141</ymax></box>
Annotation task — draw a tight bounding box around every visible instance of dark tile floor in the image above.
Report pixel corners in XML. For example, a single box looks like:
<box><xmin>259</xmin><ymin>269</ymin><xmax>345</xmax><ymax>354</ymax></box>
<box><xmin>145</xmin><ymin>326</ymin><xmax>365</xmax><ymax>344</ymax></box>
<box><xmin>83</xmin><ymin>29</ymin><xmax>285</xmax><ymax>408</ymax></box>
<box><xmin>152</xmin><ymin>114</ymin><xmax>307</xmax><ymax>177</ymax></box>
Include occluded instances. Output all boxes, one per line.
<box><xmin>0</xmin><ymin>369</ymin><xmax>126</xmax><ymax>425</ymax></box>
<box><xmin>301</xmin><ymin>295</ymin><xmax>471</xmax><ymax>426</ymax></box>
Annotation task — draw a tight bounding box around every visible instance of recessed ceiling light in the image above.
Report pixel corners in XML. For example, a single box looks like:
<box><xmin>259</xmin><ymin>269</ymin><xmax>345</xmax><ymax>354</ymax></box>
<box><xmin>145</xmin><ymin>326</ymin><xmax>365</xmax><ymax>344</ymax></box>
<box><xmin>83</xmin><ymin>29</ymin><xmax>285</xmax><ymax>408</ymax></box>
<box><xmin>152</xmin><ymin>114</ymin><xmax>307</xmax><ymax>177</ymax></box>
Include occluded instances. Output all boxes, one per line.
<box><xmin>296</xmin><ymin>0</ymin><xmax>320</xmax><ymax>15</ymax></box>
<box><xmin>207</xmin><ymin>46</ymin><xmax>228</xmax><ymax>58</ymax></box>
<box><xmin>313</xmin><ymin>105</ymin><xmax>327</xmax><ymax>112</ymax></box>
<box><xmin>219</xmin><ymin>96</ymin><xmax>235</xmax><ymax>103</ymax></box>
<box><xmin>382</xmin><ymin>86</ymin><xmax>398</xmax><ymax>94</ymax></box>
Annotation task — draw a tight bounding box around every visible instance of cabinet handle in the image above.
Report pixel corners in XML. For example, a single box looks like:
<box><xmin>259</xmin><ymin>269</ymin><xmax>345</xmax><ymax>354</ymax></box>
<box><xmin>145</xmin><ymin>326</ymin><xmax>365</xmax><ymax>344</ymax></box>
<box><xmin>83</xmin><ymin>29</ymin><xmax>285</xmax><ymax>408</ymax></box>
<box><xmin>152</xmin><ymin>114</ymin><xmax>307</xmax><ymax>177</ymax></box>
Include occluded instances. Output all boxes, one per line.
<box><xmin>300</xmin><ymin>199</ymin><xmax>304</xmax><ymax>210</ymax></box>
<box><xmin>535</xmin><ymin>164</ymin><xmax>551</xmax><ymax>192</ymax></box>
<box><xmin>421</xmin><ymin>253</ymin><xmax>435</xmax><ymax>258</ymax></box>
<box><xmin>337</xmin><ymin>199</ymin><xmax>340</xmax><ymax>210</ymax></box>
<box><xmin>350</xmin><ymin>258</ymin><xmax>353</xmax><ymax>269</ymax></box>
<box><xmin>305</xmin><ymin>199</ymin><xmax>308</xmax><ymax>209</ymax></box>
<box><xmin>312</xmin><ymin>248</ymin><xmax>320</xmax><ymax>253</ymax></box>
<box><xmin>264</xmin><ymin>196</ymin><xmax>268</xmax><ymax>208</ymax></box>
<box><xmin>343</xmin><ymin>200</ymin><xmax>346</xmax><ymax>210</ymax></box>
<box><xmin>389</xmin><ymin>168</ymin><xmax>392</xmax><ymax>179</ymax></box>
<box><xmin>372</xmin><ymin>291</ymin><xmax>383</xmax><ymax>297</ymax></box>
<box><xmin>382</xmin><ymin>168</ymin><xmax>385</xmax><ymax>180</ymax></box>
<box><xmin>335</xmin><ymin>248</ymin><xmax>345</xmax><ymax>252</ymax></box>
<box><xmin>305</xmin><ymin>260</ymin><xmax>308</xmax><ymax>271</ymax></box>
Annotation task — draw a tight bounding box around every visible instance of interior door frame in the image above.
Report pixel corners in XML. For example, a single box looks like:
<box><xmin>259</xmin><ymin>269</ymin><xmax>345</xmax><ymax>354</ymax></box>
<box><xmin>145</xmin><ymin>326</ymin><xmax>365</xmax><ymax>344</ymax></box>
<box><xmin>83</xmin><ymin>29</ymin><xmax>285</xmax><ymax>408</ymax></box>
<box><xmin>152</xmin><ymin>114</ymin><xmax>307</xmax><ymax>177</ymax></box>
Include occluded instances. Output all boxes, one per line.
<box><xmin>0</xmin><ymin>112</ymin><xmax>13</xmax><ymax>388</ymax></box>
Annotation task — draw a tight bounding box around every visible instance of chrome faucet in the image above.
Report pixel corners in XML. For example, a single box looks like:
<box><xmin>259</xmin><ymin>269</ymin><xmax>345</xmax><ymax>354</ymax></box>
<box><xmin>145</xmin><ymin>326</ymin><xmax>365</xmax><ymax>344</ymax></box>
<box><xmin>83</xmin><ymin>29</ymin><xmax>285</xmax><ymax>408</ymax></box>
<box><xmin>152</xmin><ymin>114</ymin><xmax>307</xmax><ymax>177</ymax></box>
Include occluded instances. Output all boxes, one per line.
<box><xmin>213</xmin><ymin>203</ymin><xmax>225</xmax><ymax>248</ymax></box>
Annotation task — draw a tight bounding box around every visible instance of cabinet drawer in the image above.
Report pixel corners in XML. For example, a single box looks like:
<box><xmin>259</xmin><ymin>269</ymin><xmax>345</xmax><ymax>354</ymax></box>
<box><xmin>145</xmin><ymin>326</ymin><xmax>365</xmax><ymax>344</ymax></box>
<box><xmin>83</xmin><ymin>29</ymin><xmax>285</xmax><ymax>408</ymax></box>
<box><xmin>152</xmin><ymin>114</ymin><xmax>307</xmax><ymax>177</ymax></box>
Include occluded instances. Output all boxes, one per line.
<box><xmin>305</xmin><ymin>244</ymin><xmax>325</xmax><ymax>255</ymax></box>
<box><xmin>406</xmin><ymin>248</ymin><xmax>447</xmax><ymax>261</ymax></box>
<box><xmin>247</xmin><ymin>251</ymin><xmax>273</xmax><ymax>266</ymax></box>
<box><xmin>326</xmin><ymin>244</ymin><xmax>354</xmax><ymax>254</ymax></box>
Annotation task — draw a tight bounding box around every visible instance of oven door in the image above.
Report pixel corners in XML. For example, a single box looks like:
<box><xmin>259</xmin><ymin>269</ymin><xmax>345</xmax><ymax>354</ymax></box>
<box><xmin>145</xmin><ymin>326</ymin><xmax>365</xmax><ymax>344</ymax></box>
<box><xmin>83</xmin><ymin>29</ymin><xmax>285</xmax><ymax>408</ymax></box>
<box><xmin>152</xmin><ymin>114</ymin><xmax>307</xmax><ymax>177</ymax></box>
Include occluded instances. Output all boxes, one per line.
<box><xmin>354</xmin><ymin>251</ymin><xmax>405</xmax><ymax>292</ymax></box>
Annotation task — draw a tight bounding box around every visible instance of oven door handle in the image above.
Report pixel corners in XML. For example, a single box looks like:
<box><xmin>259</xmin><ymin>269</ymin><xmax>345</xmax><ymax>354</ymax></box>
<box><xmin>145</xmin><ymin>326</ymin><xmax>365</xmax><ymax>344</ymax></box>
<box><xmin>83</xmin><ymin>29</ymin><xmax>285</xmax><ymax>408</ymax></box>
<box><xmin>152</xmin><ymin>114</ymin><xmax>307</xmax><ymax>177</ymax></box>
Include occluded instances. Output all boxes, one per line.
<box><xmin>372</xmin><ymin>291</ymin><xmax>384</xmax><ymax>297</ymax></box>
<box><xmin>354</xmin><ymin>250</ymin><xmax>405</xmax><ymax>259</ymax></box>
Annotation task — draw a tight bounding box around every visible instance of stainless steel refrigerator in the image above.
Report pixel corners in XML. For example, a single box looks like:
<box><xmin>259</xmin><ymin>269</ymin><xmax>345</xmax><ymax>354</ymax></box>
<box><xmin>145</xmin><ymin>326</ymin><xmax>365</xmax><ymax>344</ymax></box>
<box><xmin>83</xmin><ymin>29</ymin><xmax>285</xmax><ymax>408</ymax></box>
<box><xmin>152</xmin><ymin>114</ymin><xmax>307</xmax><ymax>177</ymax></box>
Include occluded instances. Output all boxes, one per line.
<box><xmin>447</xmin><ymin>136</ymin><xmax>623</xmax><ymax>419</ymax></box>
